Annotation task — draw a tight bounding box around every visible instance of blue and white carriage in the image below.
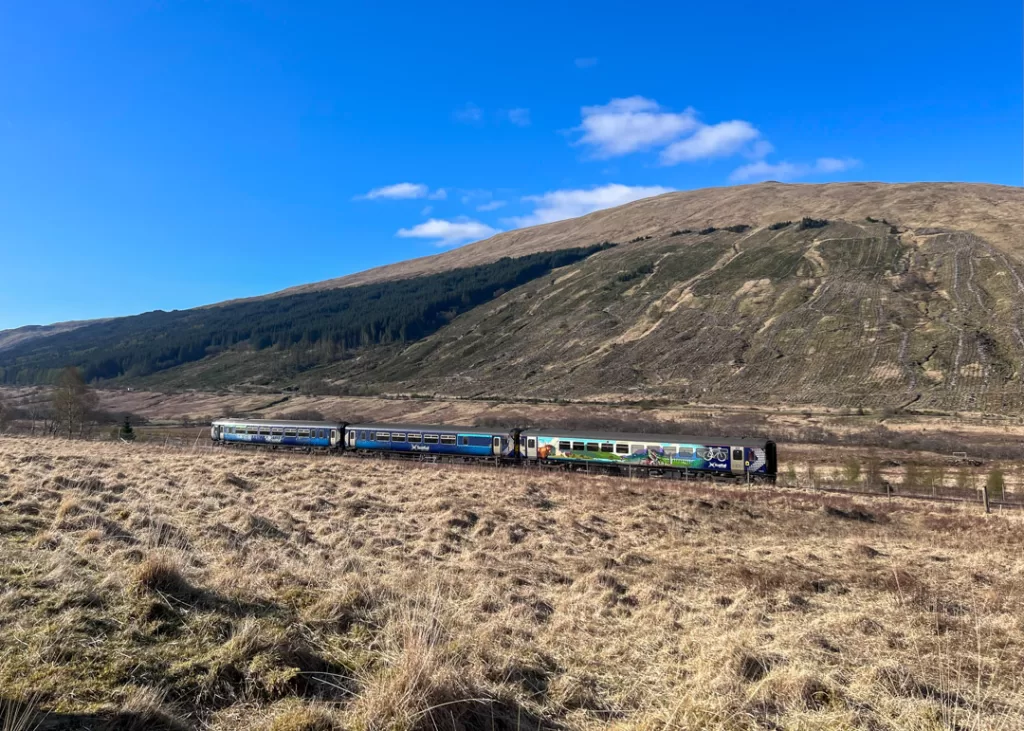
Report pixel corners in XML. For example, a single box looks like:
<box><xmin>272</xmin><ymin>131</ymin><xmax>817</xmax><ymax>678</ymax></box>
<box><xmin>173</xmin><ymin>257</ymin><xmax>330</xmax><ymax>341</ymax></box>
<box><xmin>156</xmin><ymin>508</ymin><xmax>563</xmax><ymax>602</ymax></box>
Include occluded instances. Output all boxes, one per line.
<box><xmin>211</xmin><ymin>419</ymin><xmax>343</xmax><ymax>449</ymax></box>
<box><xmin>344</xmin><ymin>423</ymin><xmax>516</xmax><ymax>459</ymax></box>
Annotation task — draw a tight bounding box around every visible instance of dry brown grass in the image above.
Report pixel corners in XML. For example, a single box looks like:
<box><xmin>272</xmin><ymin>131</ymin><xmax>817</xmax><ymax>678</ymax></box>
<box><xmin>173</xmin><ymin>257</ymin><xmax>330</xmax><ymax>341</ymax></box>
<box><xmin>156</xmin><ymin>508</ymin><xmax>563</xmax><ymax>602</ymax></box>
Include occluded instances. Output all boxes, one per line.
<box><xmin>1</xmin><ymin>436</ymin><xmax>1023</xmax><ymax>729</ymax></box>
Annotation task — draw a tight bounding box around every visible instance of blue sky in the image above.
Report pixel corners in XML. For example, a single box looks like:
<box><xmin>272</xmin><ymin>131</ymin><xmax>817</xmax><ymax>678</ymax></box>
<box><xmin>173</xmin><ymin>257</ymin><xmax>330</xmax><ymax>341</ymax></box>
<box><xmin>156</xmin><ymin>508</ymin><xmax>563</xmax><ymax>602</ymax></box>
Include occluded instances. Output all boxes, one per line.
<box><xmin>1</xmin><ymin>0</ymin><xmax>1020</xmax><ymax>330</ymax></box>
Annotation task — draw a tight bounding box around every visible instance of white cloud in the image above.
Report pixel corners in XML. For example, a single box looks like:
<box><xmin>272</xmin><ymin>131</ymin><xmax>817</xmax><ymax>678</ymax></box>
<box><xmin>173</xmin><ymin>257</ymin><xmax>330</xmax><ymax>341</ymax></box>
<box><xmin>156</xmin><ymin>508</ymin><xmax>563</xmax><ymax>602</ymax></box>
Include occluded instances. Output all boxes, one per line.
<box><xmin>575</xmin><ymin>57</ymin><xmax>598</xmax><ymax>68</ymax></box>
<box><xmin>815</xmin><ymin>157</ymin><xmax>860</xmax><ymax>173</ymax></box>
<box><xmin>356</xmin><ymin>182</ymin><xmax>429</xmax><ymax>200</ymax></box>
<box><xmin>507</xmin><ymin>183</ymin><xmax>674</xmax><ymax>228</ymax></box>
<box><xmin>453</xmin><ymin>102</ymin><xmax>483</xmax><ymax>123</ymax></box>
<box><xmin>729</xmin><ymin>157</ymin><xmax>861</xmax><ymax>183</ymax></box>
<box><xmin>506</xmin><ymin>107</ymin><xmax>531</xmax><ymax>126</ymax></box>
<box><xmin>477</xmin><ymin>200</ymin><xmax>506</xmax><ymax>211</ymax></box>
<box><xmin>660</xmin><ymin>120</ymin><xmax>762</xmax><ymax>165</ymax></box>
<box><xmin>420</xmin><ymin>205</ymin><xmax>433</xmax><ymax>216</ymax></box>
<box><xmin>427</xmin><ymin>188</ymin><xmax>447</xmax><ymax>200</ymax></box>
<box><xmin>396</xmin><ymin>218</ymin><xmax>500</xmax><ymax>247</ymax></box>
<box><xmin>575</xmin><ymin>97</ymin><xmax>698</xmax><ymax>158</ymax></box>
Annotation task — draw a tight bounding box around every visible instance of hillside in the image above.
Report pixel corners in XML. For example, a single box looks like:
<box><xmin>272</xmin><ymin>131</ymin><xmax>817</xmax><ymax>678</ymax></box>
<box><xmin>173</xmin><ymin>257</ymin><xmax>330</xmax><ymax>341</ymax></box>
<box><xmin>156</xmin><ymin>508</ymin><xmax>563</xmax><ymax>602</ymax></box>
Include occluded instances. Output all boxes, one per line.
<box><xmin>275</xmin><ymin>181</ymin><xmax>1024</xmax><ymax>293</ymax></box>
<box><xmin>2</xmin><ymin>437</ymin><xmax>1022</xmax><ymax>729</ymax></box>
<box><xmin>4</xmin><ymin>181</ymin><xmax>1024</xmax><ymax>413</ymax></box>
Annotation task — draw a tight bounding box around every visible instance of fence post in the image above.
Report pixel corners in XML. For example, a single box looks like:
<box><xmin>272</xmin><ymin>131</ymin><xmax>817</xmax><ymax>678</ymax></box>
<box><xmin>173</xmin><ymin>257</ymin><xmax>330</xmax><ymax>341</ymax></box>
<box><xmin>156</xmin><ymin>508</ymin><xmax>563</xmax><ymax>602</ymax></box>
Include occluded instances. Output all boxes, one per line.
<box><xmin>982</xmin><ymin>485</ymin><xmax>991</xmax><ymax>514</ymax></box>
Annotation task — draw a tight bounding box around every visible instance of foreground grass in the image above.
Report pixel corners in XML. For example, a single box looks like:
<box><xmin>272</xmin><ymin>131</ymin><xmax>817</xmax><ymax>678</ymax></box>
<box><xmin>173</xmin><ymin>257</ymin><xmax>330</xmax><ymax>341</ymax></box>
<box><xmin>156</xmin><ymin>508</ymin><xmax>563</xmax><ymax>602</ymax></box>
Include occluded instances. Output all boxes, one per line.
<box><xmin>0</xmin><ymin>437</ymin><xmax>1022</xmax><ymax>730</ymax></box>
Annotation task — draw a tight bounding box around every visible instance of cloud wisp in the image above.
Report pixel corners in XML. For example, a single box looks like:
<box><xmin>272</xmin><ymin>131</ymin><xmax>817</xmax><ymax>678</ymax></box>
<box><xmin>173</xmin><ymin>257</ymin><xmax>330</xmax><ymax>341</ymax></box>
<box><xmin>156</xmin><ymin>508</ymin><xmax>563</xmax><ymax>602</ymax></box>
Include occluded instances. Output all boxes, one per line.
<box><xmin>506</xmin><ymin>108</ymin><xmax>531</xmax><ymax>126</ymax></box>
<box><xmin>730</xmin><ymin>157</ymin><xmax>861</xmax><ymax>183</ymax></box>
<box><xmin>396</xmin><ymin>218</ymin><xmax>500</xmax><ymax>247</ymax></box>
<box><xmin>355</xmin><ymin>183</ymin><xmax>446</xmax><ymax>201</ymax></box>
<box><xmin>476</xmin><ymin>200</ymin><xmax>507</xmax><ymax>211</ymax></box>
<box><xmin>506</xmin><ymin>183</ymin><xmax>673</xmax><ymax>228</ymax></box>
<box><xmin>453</xmin><ymin>102</ymin><xmax>484</xmax><ymax>123</ymax></box>
<box><xmin>356</xmin><ymin>182</ymin><xmax>429</xmax><ymax>200</ymax></box>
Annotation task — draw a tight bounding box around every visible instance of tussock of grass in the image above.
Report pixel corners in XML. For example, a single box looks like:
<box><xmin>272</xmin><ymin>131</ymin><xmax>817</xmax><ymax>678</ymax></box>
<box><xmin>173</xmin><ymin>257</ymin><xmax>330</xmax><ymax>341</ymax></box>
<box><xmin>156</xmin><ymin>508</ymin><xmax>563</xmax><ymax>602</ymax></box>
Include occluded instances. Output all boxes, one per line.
<box><xmin>1</xmin><ymin>435</ymin><xmax>1023</xmax><ymax>729</ymax></box>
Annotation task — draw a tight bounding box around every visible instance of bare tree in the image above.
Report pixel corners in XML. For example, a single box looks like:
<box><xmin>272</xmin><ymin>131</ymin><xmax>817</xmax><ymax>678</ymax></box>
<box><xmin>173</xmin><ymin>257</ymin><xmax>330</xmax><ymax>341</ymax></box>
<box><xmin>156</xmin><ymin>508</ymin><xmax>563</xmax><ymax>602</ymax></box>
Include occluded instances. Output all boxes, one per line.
<box><xmin>52</xmin><ymin>367</ymin><xmax>98</xmax><ymax>439</ymax></box>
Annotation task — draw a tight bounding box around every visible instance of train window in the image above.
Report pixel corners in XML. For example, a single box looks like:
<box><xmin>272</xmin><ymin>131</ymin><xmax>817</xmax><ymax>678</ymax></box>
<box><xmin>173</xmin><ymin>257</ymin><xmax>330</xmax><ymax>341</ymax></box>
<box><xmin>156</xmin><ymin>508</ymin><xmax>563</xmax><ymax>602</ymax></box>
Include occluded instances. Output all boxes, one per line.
<box><xmin>298</xmin><ymin>429</ymin><xmax>310</xmax><ymax>437</ymax></box>
<box><xmin>259</xmin><ymin>428</ymin><xmax>270</xmax><ymax>436</ymax></box>
<box><xmin>559</xmin><ymin>441</ymin><xmax>571</xmax><ymax>451</ymax></box>
<box><xmin>392</xmin><ymin>433</ymin><xmax>406</xmax><ymax>442</ymax></box>
<box><xmin>424</xmin><ymin>434</ymin><xmax>439</xmax><ymax>444</ymax></box>
<box><xmin>678</xmin><ymin>447</ymin><xmax>694</xmax><ymax>457</ymax></box>
<box><xmin>733</xmin><ymin>449</ymin><xmax>743</xmax><ymax>461</ymax></box>
<box><xmin>647</xmin><ymin>445</ymin><xmax>660</xmax><ymax>453</ymax></box>
<box><xmin>585</xmin><ymin>442</ymin><xmax>599</xmax><ymax>452</ymax></box>
<box><xmin>600</xmin><ymin>443</ymin><xmax>614</xmax><ymax>453</ymax></box>
<box><xmin>376</xmin><ymin>432</ymin><xmax>390</xmax><ymax>441</ymax></box>
<box><xmin>572</xmin><ymin>441</ymin><xmax>585</xmax><ymax>451</ymax></box>
<box><xmin>272</xmin><ymin>428</ymin><xmax>283</xmax><ymax>435</ymax></box>
<box><xmin>285</xmin><ymin>429</ymin><xmax>297</xmax><ymax>437</ymax></box>
<box><xmin>408</xmin><ymin>433</ymin><xmax>421</xmax><ymax>442</ymax></box>
<box><xmin>318</xmin><ymin>430</ymin><xmax>325</xmax><ymax>438</ymax></box>
<box><xmin>528</xmin><ymin>438</ymin><xmax>536</xmax><ymax>449</ymax></box>
<box><xmin>247</xmin><ymin>427</ymin><xmax>257</xmax><ymax>435</ymax></box>
<box><xmin>440</xmin><ymin>435</ymin><xmax>456</xmax><ymax>445</ymax></box>
<box><xmin>361</xmin><ymin>431</ymin><xmax>368</xmax><ymax>440</ymax></box>
<box><xmin>460</xmin><ymin>436</ymin><xmax>468</xmax><ymax>446</ymax></box>
<box><xmin>615</xmin><ymin>443</ymin><xmax>629</xmax><ymax>454</ymax></box>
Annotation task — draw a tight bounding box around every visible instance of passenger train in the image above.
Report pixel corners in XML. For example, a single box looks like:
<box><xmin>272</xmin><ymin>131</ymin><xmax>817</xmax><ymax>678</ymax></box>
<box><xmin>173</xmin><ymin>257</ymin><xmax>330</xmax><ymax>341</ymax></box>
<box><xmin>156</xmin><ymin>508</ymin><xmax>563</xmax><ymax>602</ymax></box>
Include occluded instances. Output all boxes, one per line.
<box><xmin>211</xmin><ymin>418</ymin><xmax>777</xmax><ymax>483</ymax></box>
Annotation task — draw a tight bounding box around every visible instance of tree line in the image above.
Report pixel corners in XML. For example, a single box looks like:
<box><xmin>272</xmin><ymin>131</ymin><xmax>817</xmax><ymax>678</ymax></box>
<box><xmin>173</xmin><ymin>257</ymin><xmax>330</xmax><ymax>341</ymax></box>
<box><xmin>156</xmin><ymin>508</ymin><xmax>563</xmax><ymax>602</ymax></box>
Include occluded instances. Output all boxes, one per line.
<box><xmin>0</xmin><ymin>244</ymin><xmax>612</xmax><ymax>385</ymax></box>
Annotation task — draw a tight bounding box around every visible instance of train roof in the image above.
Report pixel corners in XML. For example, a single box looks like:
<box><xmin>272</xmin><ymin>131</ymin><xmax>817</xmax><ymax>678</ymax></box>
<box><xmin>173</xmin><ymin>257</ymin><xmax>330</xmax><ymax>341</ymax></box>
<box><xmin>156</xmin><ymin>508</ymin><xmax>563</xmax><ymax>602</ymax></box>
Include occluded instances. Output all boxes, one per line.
<box><xmin>212</xmin><ymin>418</ymin><xmax>344</xmax><ymax>427</ymax></box>
<box><xmin>346</xmin><ymin>422</ymin><xmax>508</xmax><ymax>434</ymax></box>
<box><xmin>521</xmin><ymin>428</ymin><xmax>772</xmax><ymax>448</ymax></box>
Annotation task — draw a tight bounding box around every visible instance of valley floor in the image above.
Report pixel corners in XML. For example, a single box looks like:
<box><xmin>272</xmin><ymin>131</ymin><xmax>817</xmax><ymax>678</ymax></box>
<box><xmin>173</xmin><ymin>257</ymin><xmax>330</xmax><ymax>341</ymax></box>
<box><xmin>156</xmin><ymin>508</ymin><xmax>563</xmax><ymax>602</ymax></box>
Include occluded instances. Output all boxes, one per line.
<box><xmin>1</xmin><ymin>437</ymin><xmax>1023</xmax><ymax>729</ymax></box>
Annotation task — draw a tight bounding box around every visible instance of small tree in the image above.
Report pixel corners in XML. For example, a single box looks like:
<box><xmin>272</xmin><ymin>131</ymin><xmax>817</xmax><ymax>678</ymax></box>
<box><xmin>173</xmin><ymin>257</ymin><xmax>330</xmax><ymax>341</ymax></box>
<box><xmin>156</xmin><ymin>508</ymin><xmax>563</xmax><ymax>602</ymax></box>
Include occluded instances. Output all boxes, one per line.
<box><xmin>52</xmin><ymin>367</ymin><xmax>98</xmax><ymax>439</ymax></box>
<box><xmin>118</xmin><ymin>416</ymin><xmax>136</xmax><ymax>442</ymax></box>
<box><xmin>0</xmin><ymin>395</ymin><xmax>12</xmax><ymax>433</ymax></box>
<box><xmin>986</xmin><ymin>468</ymin><xmax>1005</xmax><ymax>501</ymax></box>
<box><xmin>843</xmin><ymin>458</ymin><xmax>862</xmax><ymax>485</ymax></box>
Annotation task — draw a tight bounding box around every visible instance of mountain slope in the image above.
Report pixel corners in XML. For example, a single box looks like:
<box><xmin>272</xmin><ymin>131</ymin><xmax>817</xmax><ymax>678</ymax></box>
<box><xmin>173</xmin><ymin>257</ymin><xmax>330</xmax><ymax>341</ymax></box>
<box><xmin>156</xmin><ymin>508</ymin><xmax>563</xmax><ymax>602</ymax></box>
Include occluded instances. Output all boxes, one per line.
<box><xmin>5</xmin><ymin>181</ymin><xmax>1024</xmax><ymax>414</ymax></box>
<box><xmin>315</xmin><ymin>216</ymin><xmax>1024</xmax><ymax>413</ymax></box>
<box><xmin>276</xmin><ymin>181</ymin><xmax>1023</xmax><ymax>294</ymax></box>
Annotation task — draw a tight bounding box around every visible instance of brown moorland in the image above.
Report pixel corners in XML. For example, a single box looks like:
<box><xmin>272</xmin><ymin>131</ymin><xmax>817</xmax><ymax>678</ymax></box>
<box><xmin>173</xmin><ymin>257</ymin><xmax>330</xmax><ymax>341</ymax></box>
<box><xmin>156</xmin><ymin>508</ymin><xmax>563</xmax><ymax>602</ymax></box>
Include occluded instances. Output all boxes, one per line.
<box><xmin>2</xmin><ymin>437</ymin><xmax>1023</xmax><ymax>729</ymax></box>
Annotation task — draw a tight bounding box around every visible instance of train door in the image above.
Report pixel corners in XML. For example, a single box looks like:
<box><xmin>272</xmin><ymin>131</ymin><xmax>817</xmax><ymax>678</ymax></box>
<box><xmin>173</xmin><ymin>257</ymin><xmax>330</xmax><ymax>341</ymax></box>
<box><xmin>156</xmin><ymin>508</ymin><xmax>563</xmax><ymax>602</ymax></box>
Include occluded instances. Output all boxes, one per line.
<box><xmin>730</xmin><ymin>446</ymin><xmax>745</xmax><ymax>475</ymax></box>
<box><xmin>346</xmin><ymin>430</ymin><xmax>356</xmax><ymax>448</ymax></box>
<box><xmin>330</xmin><ymin>429</ymin><xmax>339</xmax><ymax>448</ymax></box>
<box><xmin>492</xmin><ymin>436</ymin><xmax>502</xmax><ymax>456</ymax></box>
<box><xmin>526</xmin><ymin>435</ymin><xmax>537</xmax><ymax>459</ymax></box>
<box><xmin>211</xmin><ymin>424</ymin><xmax>221</xmax><ymax>440</ymax></box>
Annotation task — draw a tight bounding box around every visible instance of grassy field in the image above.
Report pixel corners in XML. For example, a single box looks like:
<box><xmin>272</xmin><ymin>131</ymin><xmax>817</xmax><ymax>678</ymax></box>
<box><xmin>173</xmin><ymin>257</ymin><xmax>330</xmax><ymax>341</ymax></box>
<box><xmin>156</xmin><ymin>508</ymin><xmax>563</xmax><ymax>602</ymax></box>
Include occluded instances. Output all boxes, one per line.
<box><xmin>1</xmin><ymin>437</ymin><xmax>1023</xmax><ymax>730</ymax></box>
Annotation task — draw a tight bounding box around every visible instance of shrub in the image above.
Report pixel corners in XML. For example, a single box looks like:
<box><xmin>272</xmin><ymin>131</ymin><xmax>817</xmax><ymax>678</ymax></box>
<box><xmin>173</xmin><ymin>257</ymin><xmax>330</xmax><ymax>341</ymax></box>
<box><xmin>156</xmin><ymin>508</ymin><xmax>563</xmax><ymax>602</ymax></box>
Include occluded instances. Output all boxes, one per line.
<box><xmin>798</xmin><ymin>217</ymin><xmax>829</xmax><ymax>230</ymax></box>
<box><xmin>724</xmin><ymin>224</ymin><xmax>751</xmax><ymax>233</ymax></box>
<box><xmin>698</xmin><ymin>227</ymin><xmax>718</xmax><ymax>235</ymax></box>
<box><xmin>843</xmin><ymin>458</ymin><xmax>861</xmax><ymax>485</ymax></box>
<box><xmin>669</xmin><ymin>229</ymin><xmax>693</xmax><ymax>236</ymax></box>
<box><xmin>768</xmin><ymin>220</ymin><xmax>792</xmax><ymax>230</ymax></box>
<box><xmin>987</xmin><ymin>468</ymin><xmax>1005</xmax><ymax>500</ymax></box>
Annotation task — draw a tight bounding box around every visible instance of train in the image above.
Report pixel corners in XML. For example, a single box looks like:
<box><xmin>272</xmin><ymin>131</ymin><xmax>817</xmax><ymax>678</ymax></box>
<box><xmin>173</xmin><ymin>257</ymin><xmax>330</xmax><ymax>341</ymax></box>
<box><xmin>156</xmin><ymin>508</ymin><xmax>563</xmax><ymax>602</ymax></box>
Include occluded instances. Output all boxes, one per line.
<box><xmin>210</xmin><ymin>417</ymin><xmax>778</xmax><ymax>483</ymax></box>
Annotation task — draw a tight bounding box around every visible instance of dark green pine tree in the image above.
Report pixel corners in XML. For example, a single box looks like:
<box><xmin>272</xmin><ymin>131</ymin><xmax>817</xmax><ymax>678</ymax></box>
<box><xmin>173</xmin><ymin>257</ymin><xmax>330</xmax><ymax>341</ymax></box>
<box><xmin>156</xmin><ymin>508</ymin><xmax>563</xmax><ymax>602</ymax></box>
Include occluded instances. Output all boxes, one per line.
<box><xmin>118</xmin><ymin>416</ymin><xmax>136</xmax><ymax>442</ymax></box>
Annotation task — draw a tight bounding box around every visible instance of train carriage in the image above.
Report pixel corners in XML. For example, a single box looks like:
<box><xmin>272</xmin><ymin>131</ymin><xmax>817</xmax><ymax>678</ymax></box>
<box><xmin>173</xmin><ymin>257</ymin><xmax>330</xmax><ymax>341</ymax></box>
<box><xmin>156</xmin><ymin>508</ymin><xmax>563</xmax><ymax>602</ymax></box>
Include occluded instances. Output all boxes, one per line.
<box><xmin>344</xmin><ymin>423</ymin><xmax>517</xmax><ymax>461</ymax></box>
<box><xmin>520</xmin><ymin>428</ymin><xmax>776</xmax><ymax>482</ymax></box>
<box><xmin>211</xmin><ymin>419</ymin><xmax>344</xmax><ymax>449</ymax></box>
